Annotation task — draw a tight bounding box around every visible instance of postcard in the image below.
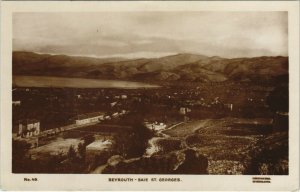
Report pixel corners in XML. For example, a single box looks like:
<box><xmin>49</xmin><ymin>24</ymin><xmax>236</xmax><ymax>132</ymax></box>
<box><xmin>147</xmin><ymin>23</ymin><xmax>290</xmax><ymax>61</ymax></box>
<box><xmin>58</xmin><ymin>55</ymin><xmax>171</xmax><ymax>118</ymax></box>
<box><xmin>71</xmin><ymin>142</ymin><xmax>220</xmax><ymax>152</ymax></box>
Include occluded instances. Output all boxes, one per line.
<box><xmin>0</xmin><ymin>1</ymin><xmax>299</xmax><ymax>191</ymax></box>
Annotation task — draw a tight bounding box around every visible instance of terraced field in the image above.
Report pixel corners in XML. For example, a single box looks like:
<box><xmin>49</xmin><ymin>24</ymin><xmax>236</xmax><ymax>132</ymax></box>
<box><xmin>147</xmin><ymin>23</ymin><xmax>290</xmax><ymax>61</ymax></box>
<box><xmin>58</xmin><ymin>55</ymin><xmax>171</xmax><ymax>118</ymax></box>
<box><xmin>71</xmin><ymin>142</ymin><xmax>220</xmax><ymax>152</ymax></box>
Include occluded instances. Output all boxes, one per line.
<box><xmin>160</xmin><ymin>117</ymin><xmax>279</xmax><ymax>174</ymax></box>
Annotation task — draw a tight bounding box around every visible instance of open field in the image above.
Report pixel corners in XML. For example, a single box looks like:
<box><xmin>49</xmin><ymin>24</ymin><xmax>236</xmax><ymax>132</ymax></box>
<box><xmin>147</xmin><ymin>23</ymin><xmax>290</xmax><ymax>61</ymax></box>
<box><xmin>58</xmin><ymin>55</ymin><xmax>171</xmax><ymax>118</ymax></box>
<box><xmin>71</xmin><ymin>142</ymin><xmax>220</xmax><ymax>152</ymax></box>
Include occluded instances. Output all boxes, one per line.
<box><xmin>158</xmin><ymin>117</ymin><xmax>279</xmax><ymax>174</ymax></box>
<box><xmin>163</xmin><ymin>118</ymin><xmax>273</xmax><ymax>137</ymax></box>
<box><xmin>162</xmin><ymin>119</ymin><xmax>226</xmax><ymax>137</ymax></box>
<box><xmin>28</xmin><ymin>138</ymin><xmax>82</xmax><ymax>159</ymax></box>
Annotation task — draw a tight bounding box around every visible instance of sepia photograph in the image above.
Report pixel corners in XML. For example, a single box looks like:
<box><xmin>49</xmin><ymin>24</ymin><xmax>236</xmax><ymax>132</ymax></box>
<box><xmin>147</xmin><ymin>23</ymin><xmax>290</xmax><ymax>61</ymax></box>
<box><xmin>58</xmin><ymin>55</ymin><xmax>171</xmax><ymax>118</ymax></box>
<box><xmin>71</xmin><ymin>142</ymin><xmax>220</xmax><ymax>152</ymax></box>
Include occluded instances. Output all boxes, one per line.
<box><xmin>11</xmin><ymin>11</ymin><xmax>289</xmax><ymax>175</ymax></box>
<box><xmin>1</xmin><ymin>1</ymin><xmax>299</xmax><ymax>191</ymax></box>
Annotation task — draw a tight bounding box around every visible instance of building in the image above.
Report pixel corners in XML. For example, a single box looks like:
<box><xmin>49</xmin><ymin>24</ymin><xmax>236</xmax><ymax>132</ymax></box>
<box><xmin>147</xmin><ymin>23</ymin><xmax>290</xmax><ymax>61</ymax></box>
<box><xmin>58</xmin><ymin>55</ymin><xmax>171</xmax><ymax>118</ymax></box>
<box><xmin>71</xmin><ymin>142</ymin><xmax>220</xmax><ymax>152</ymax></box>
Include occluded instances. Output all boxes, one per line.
<box><xmin>120</xmin><ymin>110</ymin><xmax>127</xmax><ymax>115</ymax></box>
<box><xmin>121</xmin><ymin>95</ymin><xmax>127</xmax><ymax>99</ymax></box>
<box><xmin>12</xmin><ymin>100</ymin><xmax>21</xmax><ymax>106</ymax></box>
<box><xmin>145</xmin><ymin>121</ymin><xmax>166</xmax><ymax>131</ymax></box>
<box><xmin>224</xmin><ymin>103</ymin><xmax>233</xmax><ymax>111</ymax></box>
<box><xmin>112</xmin><ymin>112</ymin><xmax>119</xmax><ymax>118</ymax></box>
<box><xmin>104</xmin><ymin>115</ymin><xmax>111</xmax><ymax>120</ymax></box>
<box><xmin>18</xmin><ymin>119</ymin><xmax>40</xmax><ymax>138</ymax></box>
<box><xmin>110</xmin><ymin>102</ymin><xmax>117</xmax><ymax>107</ymax></box>
<box><xmin>179</xmin><ymin>107</ymin><xmax>191</xmax><ymax>115</ymax></box>
<box><xmin>75</xmin><ymin>112</ymin><xmax>105</xmax><ymax>125</ymax></box>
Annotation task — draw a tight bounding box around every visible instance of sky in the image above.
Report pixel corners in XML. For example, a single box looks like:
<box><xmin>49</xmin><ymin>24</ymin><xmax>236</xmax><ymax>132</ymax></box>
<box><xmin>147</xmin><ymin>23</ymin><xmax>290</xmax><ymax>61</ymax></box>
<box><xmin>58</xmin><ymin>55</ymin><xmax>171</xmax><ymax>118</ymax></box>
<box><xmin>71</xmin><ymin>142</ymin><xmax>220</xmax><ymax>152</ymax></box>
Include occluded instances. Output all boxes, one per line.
<box><xmin>13</xmin><ymin>12</ymin><xmax>288</xmax><ymax>59</ymax></box>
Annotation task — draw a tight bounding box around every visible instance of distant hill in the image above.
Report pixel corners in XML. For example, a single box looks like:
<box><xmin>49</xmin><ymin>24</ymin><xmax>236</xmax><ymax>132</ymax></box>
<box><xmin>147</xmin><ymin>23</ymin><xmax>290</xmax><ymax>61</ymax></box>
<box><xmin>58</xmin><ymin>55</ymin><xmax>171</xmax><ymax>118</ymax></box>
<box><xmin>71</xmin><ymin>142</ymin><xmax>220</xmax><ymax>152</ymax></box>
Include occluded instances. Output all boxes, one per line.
<box><xmin>13</xmin><ymin>51</ymin><xmax>127</xmax><ymax>77</ymax></box>
<box><xmin>13</xmin><ymin>51</ymin><xmax>288</xmax><ymax>83</ymax></box>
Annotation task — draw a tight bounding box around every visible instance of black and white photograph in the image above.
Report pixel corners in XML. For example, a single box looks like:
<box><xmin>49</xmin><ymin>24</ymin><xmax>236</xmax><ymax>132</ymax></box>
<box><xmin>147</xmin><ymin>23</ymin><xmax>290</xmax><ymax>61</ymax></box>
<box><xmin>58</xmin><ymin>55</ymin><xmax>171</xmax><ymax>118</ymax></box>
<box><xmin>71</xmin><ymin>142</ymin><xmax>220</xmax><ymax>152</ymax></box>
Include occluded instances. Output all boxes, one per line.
<box><xmin>1</xmin><ymin>1</ymin><xmax>299</xmax><ymax>191</ymax></box>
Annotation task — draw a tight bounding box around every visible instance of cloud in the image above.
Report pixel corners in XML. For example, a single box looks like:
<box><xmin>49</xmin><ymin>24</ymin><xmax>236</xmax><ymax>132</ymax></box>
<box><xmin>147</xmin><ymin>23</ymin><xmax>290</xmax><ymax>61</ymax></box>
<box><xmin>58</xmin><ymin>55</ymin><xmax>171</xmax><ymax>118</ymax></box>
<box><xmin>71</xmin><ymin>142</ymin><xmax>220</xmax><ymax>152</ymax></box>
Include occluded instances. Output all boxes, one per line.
<box><xmin>133</xmin><ymin>40</ymin><xmax>153</xmax><ymax>45</ymax></box>
<box><xmin>13</xmin><ymin>12</ymin><xmax>288</xmax><ymax>58</ymax></box>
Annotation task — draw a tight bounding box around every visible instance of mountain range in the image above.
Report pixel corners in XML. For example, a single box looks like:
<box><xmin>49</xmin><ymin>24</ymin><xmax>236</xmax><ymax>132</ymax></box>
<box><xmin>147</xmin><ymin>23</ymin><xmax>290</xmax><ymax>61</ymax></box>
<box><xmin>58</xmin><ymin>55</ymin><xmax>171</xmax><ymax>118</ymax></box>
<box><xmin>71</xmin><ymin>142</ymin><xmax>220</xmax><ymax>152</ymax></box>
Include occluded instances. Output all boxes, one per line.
<box><xmin>13</xmin><ymin>51</ymin><xmax>288</xmax><ymax>83</ymax></box>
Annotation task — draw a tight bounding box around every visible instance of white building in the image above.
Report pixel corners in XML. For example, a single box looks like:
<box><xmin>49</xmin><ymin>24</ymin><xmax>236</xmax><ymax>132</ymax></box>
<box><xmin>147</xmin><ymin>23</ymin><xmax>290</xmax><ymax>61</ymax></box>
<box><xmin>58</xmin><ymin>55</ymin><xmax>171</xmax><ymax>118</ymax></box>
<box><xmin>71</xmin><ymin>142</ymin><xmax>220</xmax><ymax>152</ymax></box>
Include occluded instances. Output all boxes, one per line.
<box><xmin>12</xmin><ymin>100</ymin><xmax>21</xmax><ymax>106</ymax></box>
<box><xmin>110</xmin><ymin>102</ymin><xmax>117</xmax><ymax>107</ymax></box>
<box><xmin>120</xmin><ymin>110</ymin><xmax>127</xmax><ymax>115</ymax></box>
<box><xmin>75</xmin><ymin>112</ymin><xmax>105</xmax><ymax>125</ymax></box>
<box><xmin>121</xmin><ymin>95</ymin><xmax>127</xmax><ymax>99</ymax></box>
<box><xmin>179</xmin><ymin>107</ymin><xmax>191</xmax><ymax>115</ymax></box>
<box><xmin>104</xmin><ymin>115</ymin><xmax>111</xmax><ymax>120</ymax></box>
<box><xmin>145</xmin><ymin>121</ymin><xmax>166</xmax><ymax>131</ymax></box>
<box><xmin>18</xmin><ymin>119</ymin><xmax>40</xmax><ymax>138</ymax></box>
<box><xmin>112</xmin><ymin>112</ymin><xmax>119</xmax><ymax>118</ymax></box>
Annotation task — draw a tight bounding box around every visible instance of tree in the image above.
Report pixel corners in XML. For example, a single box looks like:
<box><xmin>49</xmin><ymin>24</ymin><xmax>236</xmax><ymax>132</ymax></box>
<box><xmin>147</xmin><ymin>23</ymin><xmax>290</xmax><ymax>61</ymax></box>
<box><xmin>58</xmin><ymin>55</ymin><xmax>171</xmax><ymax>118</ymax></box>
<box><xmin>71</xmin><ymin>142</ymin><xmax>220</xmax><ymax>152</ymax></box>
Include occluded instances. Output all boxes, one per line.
<box><xmin>120</xmin><ymin>122</ymin><xmax>154</xmax><ymax>158</ymax></box>
<box><xmin>77</xmin><ymin>142</ymin><xmax>86</xmax><ymax>160</ymax></box>
<box><xmin>67</xmin><ymin>145</ymin><xmax>77</xmax><ymax>161</ymax></box>
<box><xmin>82</xmin><ymin>134</ymin><xmax>95</xmax><ymax>146</ymax></box>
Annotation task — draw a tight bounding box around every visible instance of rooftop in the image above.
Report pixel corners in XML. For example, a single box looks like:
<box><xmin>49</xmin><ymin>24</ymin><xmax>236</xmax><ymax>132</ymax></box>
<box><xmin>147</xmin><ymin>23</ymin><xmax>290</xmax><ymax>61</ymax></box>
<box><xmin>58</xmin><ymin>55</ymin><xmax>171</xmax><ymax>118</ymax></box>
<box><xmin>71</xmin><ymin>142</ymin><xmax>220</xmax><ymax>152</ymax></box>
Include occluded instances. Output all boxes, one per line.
<box><xmin>77</xmin><ymin>112</ymin><xmax>105</xmax><ymax>120</ymax></box>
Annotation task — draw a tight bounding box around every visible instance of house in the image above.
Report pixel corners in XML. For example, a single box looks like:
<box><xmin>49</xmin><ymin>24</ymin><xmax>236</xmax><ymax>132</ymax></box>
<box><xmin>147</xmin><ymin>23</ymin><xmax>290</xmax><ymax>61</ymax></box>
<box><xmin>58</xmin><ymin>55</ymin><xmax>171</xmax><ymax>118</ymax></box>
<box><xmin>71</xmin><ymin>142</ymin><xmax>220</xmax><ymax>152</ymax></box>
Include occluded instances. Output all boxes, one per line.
<box><xmin>104</xmin><ymin>115</ymin><xmax>111</xmax><ymax>120</ymax></box>
<box><xmin>120</xmin><ymin>110</ymin><xmax>127</xmax><ymax>115</ymax></box>
<box><xmin>179</xmin><ymin>107</ymin><xmax>191</xmax><ymax>115</ymax></box>
<box><xmin>121</xmin><ymin>95</ymin><xmax>127</xmax><ymax>99</ymax></box>
<box><xmin>75</xmin><ymin>112</ymin><xmax>105</xmax><ymax>125</ymax></box>
<box><xmin>145</xmin><ymin>121</ymin><xmax>166</xmax><ymax>131</ymax></box>
<box><xmin>110</xmin><ymin>102</ymin><xmax>117</xmax><ymax>107</ymax></box>
<box><xmin>12</xmin><ymin>100</ymin><xmax>21</xmax><ymax>106</ymax></box>
<box><xmin>112</xmin><ymin>112</ymin><xmax>119</xmax><ymax>118</ymax></box>
<box><xmin>224</xmin><ymin>104</ymin><xmax>233</xmax><ymax>111</ymax></box>
<box><xmin>18</xmin><ymin>119</ymin><xmax>40</xmax><ymax>138</ymax></box>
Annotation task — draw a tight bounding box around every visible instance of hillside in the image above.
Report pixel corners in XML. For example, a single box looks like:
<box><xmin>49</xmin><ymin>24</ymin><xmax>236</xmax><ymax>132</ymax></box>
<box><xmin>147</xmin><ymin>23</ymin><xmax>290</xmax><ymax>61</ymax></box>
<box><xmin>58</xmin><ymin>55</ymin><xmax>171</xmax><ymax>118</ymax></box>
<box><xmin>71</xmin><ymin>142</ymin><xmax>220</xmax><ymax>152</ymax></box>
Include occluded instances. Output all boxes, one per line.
<box><xmin>13</xmin><ymin>51</ymin><xmax>288</xmax><ymax>83</ymax></box>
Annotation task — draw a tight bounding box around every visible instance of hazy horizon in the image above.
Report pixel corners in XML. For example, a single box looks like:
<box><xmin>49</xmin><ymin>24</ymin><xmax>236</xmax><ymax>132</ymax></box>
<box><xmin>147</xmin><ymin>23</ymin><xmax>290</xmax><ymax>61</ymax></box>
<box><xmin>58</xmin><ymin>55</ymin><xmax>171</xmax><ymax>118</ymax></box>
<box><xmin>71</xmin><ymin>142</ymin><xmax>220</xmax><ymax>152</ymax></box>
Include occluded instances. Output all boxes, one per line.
<box><xmin>13</xmin><ymin>12</ymin><xmax>288</xmax><ymax>59</ymax></box>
